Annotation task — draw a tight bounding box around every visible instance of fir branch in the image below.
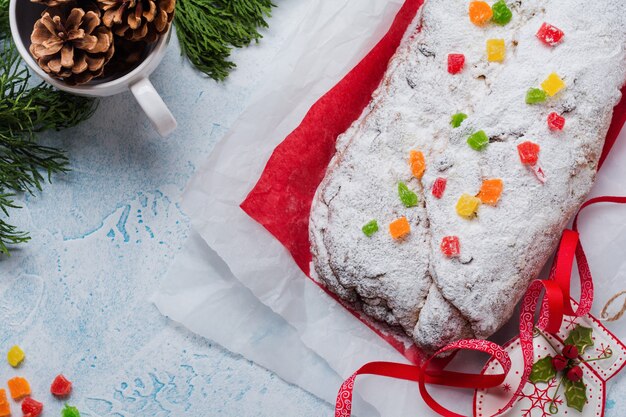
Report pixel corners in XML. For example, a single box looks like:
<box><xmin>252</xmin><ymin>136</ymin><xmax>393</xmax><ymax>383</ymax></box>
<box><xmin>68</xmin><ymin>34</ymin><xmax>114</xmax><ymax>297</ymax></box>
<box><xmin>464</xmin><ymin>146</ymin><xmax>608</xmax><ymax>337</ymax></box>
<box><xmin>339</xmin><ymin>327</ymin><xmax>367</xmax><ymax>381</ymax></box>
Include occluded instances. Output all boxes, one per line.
<box><xmin>0</xmin><ymin>41</ymin><xmax>97</xmax><ymax>255</ymax></box>
<box><xmin>174</xmin><ymin>0</ymin><xmax>274</xmax><ymax>80</ymax></box>
<box><xmin>0</xmin><ymin>0</ymin><xmax>9</xmax><ymax>39</ymax></box>
<box><xmin>0</xmin><ymin>193</ymin><xmax>30</xmax><ymax>255</ymax></box>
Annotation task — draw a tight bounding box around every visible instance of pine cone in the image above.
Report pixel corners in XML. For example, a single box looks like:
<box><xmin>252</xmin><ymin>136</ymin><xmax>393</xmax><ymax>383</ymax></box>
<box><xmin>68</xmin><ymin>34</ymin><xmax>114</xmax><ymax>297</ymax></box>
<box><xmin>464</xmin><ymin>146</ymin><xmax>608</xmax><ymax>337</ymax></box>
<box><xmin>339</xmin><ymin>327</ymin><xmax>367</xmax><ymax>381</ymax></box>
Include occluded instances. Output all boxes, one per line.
<box><xmin>98</xmin><ymin>0</ymin><xmax>175</xmax><ymax>43</ymax></box>
<box><xmin>30</xmin><ymin>7</ymin><xmax>114</xmax><ymax>85</ymax></box>
<box><xmin>103</xmin><ymin>37</ymin><xmax>147</xmax><ymax>77</ymax></box>
<box><xmin>30</xmin><ymin>0</ymin><xmax>74</xmax><ymax>7</ymax></box>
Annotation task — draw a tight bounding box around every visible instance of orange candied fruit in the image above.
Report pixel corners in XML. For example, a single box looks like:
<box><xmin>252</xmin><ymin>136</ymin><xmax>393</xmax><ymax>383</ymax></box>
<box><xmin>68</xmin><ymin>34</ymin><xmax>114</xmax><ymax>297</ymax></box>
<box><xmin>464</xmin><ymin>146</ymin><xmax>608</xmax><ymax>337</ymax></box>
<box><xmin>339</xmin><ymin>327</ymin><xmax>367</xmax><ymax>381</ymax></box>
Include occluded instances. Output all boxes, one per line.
<box><xmin>389</xmin><ymin>217</ymin><xmax>411</xmax><ymax>240</ymax></box>
<box><xmin>8</xmin><ymin>376</ymin><xmax>31</xmax><ymax>400</ymax></box>
<box><xmin>477</xmin><ymin>178</ymin><xmax>504</xmax><ymax>205</ymax></box>
<box><xmin>469</xmin><ymin>1</ymin><xmax>493</xmax><ymax>26</ymax></box>
<box><xmin>409</xmin><ymin>150</ymin><xmax>426</xmax><ymax>179</ymax></box>
<box><xmin>0</xmin><ymin>389</ymin><xmax>10</xmax><ymax>417</ymax></box>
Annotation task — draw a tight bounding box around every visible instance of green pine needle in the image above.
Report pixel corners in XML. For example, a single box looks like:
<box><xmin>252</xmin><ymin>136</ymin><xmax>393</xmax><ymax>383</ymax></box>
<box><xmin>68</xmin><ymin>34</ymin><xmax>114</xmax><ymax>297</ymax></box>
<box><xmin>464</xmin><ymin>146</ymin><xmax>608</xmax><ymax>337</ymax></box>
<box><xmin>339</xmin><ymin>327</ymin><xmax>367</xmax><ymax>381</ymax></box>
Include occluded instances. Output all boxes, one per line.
<box><xmin>174</xmin><ymin>0</ymin><xmax>275</xmax><ymax>80</ymax></box>
<box><xmin>0</xmin><ymin>0</ymin><xmax>9</xmax><ymax>39</ymax></box>
<box><xmin>0</xmin><ymin>41</ymin><xmax>97</xmax><ymax>255</ymax></box>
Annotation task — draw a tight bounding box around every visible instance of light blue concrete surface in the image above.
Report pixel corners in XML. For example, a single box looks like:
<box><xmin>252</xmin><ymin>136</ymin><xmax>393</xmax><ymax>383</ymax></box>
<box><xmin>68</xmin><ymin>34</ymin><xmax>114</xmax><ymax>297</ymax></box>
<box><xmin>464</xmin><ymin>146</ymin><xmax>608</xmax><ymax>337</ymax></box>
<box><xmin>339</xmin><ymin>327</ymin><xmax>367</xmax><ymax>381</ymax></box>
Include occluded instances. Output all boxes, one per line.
<box><xmin>1</xmin><ymin>1</ymin><xmax>333</xmax><ymax>415</ymax></box>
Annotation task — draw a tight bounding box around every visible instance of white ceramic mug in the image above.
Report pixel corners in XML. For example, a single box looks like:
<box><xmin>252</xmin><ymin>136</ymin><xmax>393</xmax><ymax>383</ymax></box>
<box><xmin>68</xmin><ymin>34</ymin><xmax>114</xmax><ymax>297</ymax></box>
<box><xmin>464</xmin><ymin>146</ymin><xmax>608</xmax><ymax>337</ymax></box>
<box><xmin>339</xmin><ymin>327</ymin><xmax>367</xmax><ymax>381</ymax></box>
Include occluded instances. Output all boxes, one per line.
<box><xmin>9</xmin><ymin>0</ymin><xmax>177</xmax><ymax>137</ymax></box>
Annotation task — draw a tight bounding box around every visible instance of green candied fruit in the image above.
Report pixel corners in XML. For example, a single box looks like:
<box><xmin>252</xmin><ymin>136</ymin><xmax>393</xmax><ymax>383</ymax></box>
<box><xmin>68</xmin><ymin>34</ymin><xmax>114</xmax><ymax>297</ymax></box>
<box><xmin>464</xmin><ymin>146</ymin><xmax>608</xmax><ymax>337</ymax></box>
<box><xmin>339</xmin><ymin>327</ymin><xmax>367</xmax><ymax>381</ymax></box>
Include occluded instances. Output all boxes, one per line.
<box><xmin>467</xmin><ymin>130</ymin><xmax>489</xmax><ymax>151</ymax></box>
<box><xmin>398</xmin><ymin>182</ymin><xmax>418</xmax><ymax>208</ymax></box>
<box><xmin>450</xmin><ymin>112</ymin><xmax>468</xmax><ymax>128</ymax></box>
<box><xmin>362</xmin><ymin>220</ymin><xmax>379</xmax><ymax>237</ymax></box>
<box><xmin>62</xmin><ymin>405</ymin><xmax>81</xmax><ymax>417</ymax></box>
<box><xmin>491</xmin><ymin>0</ymin><xmax>512</xmax><ymax>25</ymax></box>
<box><xmin>526</xmin><ymin>88</ymin><xmax>548</xmax><ymax>104</ymax></box>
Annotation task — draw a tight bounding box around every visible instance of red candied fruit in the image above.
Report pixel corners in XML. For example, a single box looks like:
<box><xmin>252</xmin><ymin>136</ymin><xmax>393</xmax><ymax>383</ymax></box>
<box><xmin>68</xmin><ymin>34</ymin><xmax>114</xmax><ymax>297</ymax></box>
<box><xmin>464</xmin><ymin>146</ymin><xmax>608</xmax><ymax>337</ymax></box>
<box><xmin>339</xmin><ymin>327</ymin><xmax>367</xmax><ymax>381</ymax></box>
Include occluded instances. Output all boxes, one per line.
<box><xmin>51</xmin><ymin>374</ymin><xmax>73</xmax><ymax>397</ymax></box>
<box><xmin>447</xmin><ymin>54</ymin><xmax>465</xmax><ymax>74</ymax></box>
<box><xmin>517</xmin><ymin>141</ymin><xmax>540</xmax><ymax>165</ymax></box>
<box><xmin>22</xmin><ymin>398</ymin><xmax>43</xmax><ymax>417</ymax></box>
<box><xmin>431</xmin><ymin>177</ymin><xmax>447</xmax><ymax>199</ymax></box>
<box><xmin>441</xmin><ymin>236</ymin><xmax>460</xmax><ymax>258</ymax></box>
<box><xmin>536</xmin><ymin>22</ymin><xmax>564</xmax><ymax>46</ymax></box>
<box><xmin>547</xmin><ymin>112</ymin><xmax>565</xmax><ymax>131</ymax></box>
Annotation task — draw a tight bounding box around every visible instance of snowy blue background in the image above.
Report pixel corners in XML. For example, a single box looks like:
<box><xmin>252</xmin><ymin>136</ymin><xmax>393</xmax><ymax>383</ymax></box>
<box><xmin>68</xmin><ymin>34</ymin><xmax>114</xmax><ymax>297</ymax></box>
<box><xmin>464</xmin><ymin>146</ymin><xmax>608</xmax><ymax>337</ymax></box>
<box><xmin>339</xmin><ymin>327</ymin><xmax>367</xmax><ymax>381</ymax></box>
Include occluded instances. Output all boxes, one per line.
<box><xmin>3</xmin><ymin>0</ymin><xmax>626</xmax><ymax>416</ymax></box>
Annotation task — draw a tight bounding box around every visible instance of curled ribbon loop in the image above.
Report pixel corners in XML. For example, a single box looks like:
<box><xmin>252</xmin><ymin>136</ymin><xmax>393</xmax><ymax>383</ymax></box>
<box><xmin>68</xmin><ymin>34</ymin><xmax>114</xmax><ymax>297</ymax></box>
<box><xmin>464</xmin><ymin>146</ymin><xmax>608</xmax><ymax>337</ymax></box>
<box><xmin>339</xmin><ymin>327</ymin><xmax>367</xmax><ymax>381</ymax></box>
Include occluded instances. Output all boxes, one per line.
<box><xmin>550</xmin><ymin>230</ymin><xmax>591</xmax><ymax>317</ymax></box>
<box><xmin>335</xmin><ymin>196</ymin><xmax>626</xmax><ymax>417</ymax></box>
<box><xmin>335</xmin><ymin>342</ymin><xmax>511</xmax><ymax>417</ymax></box>
<box><xmin>418</xmin><ymin>340</ymin><xmax>511</xmax><ymax>417</ymax></box>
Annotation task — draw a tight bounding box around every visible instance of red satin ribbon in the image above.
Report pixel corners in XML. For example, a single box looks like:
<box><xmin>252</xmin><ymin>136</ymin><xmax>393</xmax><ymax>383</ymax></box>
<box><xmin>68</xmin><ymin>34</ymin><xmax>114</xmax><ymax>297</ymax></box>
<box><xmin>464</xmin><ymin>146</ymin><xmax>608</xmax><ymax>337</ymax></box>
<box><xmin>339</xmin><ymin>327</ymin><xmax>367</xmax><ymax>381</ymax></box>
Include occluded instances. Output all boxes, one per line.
<box><xmin>335</xmin><ymin>197</ymin><xmax>626</xmax><ymax>417</ymax></box>
<box><xmin>335</xmin><ymin>340</ymin><xmax>511</xmax><ymax>417</ymax></box>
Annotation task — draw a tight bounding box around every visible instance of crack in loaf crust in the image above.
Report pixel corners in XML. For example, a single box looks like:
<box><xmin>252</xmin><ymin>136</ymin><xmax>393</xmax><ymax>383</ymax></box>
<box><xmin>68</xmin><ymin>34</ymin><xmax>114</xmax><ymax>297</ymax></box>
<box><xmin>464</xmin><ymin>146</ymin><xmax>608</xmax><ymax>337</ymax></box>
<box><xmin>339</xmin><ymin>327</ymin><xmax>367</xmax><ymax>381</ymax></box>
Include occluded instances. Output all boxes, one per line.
<box><xmin>309</xmin><ymin>0</ymin><xmax>626</xmax><ymax>352</ymax></box>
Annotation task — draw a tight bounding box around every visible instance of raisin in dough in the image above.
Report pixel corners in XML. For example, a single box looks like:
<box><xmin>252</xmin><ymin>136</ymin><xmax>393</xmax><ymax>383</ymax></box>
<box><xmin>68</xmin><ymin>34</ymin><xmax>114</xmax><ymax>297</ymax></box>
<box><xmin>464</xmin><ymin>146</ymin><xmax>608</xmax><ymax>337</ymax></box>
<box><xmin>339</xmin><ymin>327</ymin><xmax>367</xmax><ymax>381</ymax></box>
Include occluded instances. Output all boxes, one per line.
<box><xmin>309</xmin><ymin>0</ymin><xmax>626</xmax><ymax>352</ymax></box>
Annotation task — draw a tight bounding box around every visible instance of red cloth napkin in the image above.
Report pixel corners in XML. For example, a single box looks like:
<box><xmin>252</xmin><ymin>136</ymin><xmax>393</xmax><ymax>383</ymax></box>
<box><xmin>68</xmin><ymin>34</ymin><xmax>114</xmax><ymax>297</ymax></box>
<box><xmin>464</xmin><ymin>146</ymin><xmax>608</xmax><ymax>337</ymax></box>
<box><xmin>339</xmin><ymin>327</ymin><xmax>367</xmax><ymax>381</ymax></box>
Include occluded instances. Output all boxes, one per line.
<box><xmin>241</xmin><ymin>0</ymin><xmax>425</xmax><ymax>274</ymax></box>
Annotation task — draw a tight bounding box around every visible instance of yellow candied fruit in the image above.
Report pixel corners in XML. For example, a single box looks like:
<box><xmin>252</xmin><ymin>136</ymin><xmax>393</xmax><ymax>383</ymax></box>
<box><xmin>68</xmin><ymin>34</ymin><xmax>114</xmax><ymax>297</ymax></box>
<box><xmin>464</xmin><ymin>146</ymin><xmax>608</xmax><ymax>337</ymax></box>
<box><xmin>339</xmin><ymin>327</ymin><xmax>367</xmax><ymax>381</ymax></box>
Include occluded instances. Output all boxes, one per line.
<box><xmin>409</xmin><ymin>150</ymin><xmax>426</xmax><ymax>179</ymax></box>
<box><xmin>486</xmin><ymin>39</ymin><xmax>506</xmax><ymax>62</ymax></box>
<box><xmin>469</xmin><ymin>1</ymin><xmax>493</xmax><ymax>26</ymax></box>
<box><xmin>477</xmin><ymin>179</ymin><xmax>504</xmax><ymax>205</ymax></box>
<box><xmin>541</xmin><ymin>72</ymin><xmax>566</xmax><ymax>97</ymax></box>
<box><xmin>456</xmin><ymin>194</ymin><xmax>482</xmax><ymax>218</ymax></box>
<box><xmin>7</xmin><ymin>345</ymin><xmax>25</xmax><ymax>368</ymax></box>
<box><xmin>7</xmin><ymin>377</ymin><xmax>30</xmax><ymax>400</ymax></box>
<box><xmin>0</xmin><ymin>390</ymin><xmax>9</xmax><ymax>417</ymax></box>
<box><xmin>389</xmin><ymin>217</ymin><xmax>411</xmax><ymax>240</ymax></box>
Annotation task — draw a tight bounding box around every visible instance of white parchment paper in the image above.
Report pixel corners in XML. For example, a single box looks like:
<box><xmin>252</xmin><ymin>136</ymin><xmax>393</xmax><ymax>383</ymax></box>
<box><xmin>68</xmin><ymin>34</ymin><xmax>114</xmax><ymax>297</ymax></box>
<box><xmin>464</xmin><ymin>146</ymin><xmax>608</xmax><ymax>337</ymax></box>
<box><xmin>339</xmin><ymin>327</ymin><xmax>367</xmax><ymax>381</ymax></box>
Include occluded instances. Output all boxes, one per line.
<box><xmin>154</xmin><ymin>0</ymin><xmax>626</xmax><ymax>414</ymax></box>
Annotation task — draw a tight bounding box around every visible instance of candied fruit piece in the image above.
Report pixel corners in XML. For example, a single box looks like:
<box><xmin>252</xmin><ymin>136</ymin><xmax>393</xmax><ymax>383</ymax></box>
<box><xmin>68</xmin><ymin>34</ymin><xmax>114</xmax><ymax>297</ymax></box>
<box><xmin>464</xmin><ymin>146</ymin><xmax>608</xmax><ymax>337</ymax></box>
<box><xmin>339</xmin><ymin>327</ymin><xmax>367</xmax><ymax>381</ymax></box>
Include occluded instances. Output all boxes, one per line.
<box><xmin>541</xmin><ymin>73</ymin><xmax>566</xmax><ymax>97</ymax></box>
<box><xmin>547</xmin><ymin>112</ymin><xmax>565</xmax><ymax>131</ymax></box>
<box><xmin>398</xmin><ymin>182</ymin><xmax>418</xmax><ymax>208</ymax></box>
<box><xmin>536</xmin><ymin>22</ymin><xmax>564</xmax><ymax>46</ymax></box>
<box><xmin>62</xmin><ymin>404</ymin><xmax>81</xmax><ymax>417</ymax></box>
<box><xmin>409</xmin><ymin>150</ymin><xmax>426</xmax><ymax>179</ymax></box>
<box><xmin>517</xmin><ymin>141</ymin><xmax>540</xmax><ymax>165</ymax></box>
<box><xmin>477</xmin><ymin>178</ymin><xmax>504</xmax><ymax>205</ymax></box>
<box><xmin>491</xmin><ymin>0</ymin><xmax>512</xmax><ymax>25</ymax></box>
<box><xmin>447</xmin><ymin>54</ymin><xmax>465</xmax><ymax>74</ymax></box>
<box><xmin>0</xmin><ymin>390</ymin><xmax>9</xmax><ymax>417</ymax></box>
<box><xmin>486</xmin><ymin>39</ymin><xmax>506</xmax><ymax>62</ymax></box>
<box><xmin>431</xmin><ymin>177</ymin><xmax>447</xmax><ymax>199</ymax></box>
<box><xmin>469</xmin><ymin>1</ymin><xmax>492</xmax><ymax>26</ymax></box>
<box><xmin>456</xmin><ymin>194</ymin><xmax>481</xmax><ymax>219</ymax></box>
<box><xmin>362</xmin><ymin>220</ymin><xmax>379</xmax><ymax>237</ymax></box>
<box><xmin>7</xmin><ymin>376</ymin><xmax>30</xmax><ymax>400</ymax></box>
<box><xmin>51</xmin><ymin>374</ymin><xmax>73</xmax><ymax>397</ymax></box>
<box><xmin>22</xmin><ymin>397</ymin><xmax>43</xmax><ymax>417</ymax></box>
<box><xmin>467</xmin><ymin>130</ymin><xmax>489</xmax><ymax>151</ymax></box>
<box><xmin>7</xmin><ymin>345</ymin><xmax>25</xmax><ymax>367</ymax></box>
<box><xmin>389</xmin><ymin>217</ymin><xmax>411</xmax><ymax>240</ymax></box>
<box><xmin>441</xmin><ymin>236</ymin><xmax>461</xmax><ymax>258</ymax></box>
<box><xmin>526</xmin><ymin>88</ymin><xmax>547</xmax><ymax>104</ymax></box>
<box><xmin>450</xmin><ymin>113</ymin><xmax>468</xmax><ymax>128</ymax></box>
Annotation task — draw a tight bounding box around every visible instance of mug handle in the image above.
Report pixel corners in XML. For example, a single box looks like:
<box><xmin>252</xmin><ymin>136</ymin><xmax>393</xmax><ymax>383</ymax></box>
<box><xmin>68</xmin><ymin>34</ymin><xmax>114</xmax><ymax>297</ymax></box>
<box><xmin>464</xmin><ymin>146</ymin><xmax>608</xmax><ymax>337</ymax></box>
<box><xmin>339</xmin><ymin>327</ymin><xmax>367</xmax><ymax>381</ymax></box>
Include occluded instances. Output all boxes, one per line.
<box><xmin>130</xmin><ymin>77</ymin><xmax>177</xmax><ymax>137</ymax></box>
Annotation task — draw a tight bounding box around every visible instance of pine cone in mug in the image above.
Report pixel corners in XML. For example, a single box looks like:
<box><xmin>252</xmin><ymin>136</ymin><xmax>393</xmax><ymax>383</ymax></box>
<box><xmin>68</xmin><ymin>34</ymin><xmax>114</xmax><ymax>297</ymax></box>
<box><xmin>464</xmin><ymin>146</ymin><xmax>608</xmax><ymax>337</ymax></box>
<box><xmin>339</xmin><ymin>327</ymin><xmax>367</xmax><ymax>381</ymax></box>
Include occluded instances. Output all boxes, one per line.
<box><xmin>97</xmin><ymin>0</ymin><xmax>175</xmax><ymax>43</ymax></box>
<box><xmin>103</xmin><ymin>37</ymin><xmax>148</xmax><ymax>77</ymax></box>
<box><xmin>30</xmin><ymin>7</ymin><xmax>115</xmax><ymax>85</ymax></box>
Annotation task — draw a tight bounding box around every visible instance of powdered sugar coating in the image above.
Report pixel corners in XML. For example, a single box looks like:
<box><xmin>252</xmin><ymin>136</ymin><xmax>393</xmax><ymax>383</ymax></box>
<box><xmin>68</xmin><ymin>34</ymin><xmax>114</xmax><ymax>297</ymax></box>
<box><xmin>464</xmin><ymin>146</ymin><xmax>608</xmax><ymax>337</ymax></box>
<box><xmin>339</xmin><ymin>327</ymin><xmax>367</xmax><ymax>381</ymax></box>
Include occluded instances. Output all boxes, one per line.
<box><xmin>310</xmin><ymin>0</ymin><xmax>626</xmax><ymax>352</ymax></box>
